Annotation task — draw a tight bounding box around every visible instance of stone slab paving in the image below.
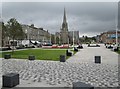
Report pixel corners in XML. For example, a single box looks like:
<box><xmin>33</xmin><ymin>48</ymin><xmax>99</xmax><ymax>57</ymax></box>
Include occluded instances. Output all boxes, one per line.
<box><xmin>0</xmin><ymin>44</ymin><xmax>119</xmax><ymax>88</ymax></box>
<box><xmin>67</xmin><ymin>44</ymin><xmax>118</xmax><ymax>65</ymax></box>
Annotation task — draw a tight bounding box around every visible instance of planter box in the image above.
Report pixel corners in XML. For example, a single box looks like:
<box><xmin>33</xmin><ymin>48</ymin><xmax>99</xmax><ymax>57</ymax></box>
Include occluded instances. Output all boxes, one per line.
<box><xmin>2</xmin><ymin>73</ymin><xmax>19</xmax><ymax>88</ymax></box>
<box><xmin>113</xmin><ymin>47</ymin><xmax>119</xmax><ymax>51</ymax></box>
<box><xmin>95</xmin><ymin>56</ymin><xmax>101</xmax><ymax>64</ymax></box>
<box><xmin>73</xmin><ymin>82</ymin><xmax>94</xmax><ymax>89</ymax></box>
<box><xmin>66</xmin><ymin>50</ymin><xmax>73</xmax><ymax>56</ymax></box>
<box><xmin>4</xmin><ymin>54</ymin><xmax>11</xmax><ymax>59</ymax></box>
<box><xmin>74</xmin><ymin>47</ymin><xmax>78</xmax><ymax>52</ymax></box>
<box><xmin>28</xmin><ymin>55</ymin><xmax>35</xmax><ymax>60</ymax></box>
<box><xmin>60</xmin><ymin>55</ymin><xmax>66</xmax><ymax>62</ymax></box>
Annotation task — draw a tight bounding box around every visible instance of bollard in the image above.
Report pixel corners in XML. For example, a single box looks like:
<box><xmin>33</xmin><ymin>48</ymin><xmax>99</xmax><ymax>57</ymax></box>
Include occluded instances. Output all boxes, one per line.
<box><xmin>4</xmin><ymin>54</ymin><xmax>11</xmax><ymax>59</ymax></box>
<box><xmin>73</xmin><ymin>82</ymin><xmax>94</xmax><ymax>89</ymax></box>
<box><xmin>95</xmin><ymin>56</ymin><xmax>101</xmax><ymax>64</ymax></box>
<box><xmin>2</xmin><ymin>73</ymin><xmax>19</xmax><ymax>88</ymax></box>
<box><xmin>60</xmin><ymin>55</ymin><xmax>66</xmax><ymax>62</ymax></box>
<box><xmin>28</xmin><ymin>55</ymin><xmax>35</xmax><ymax>60</ymax></box>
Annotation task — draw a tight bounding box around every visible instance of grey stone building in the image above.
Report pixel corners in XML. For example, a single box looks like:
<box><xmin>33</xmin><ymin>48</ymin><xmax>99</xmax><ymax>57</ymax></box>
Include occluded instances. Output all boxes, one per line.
<box><xmin>55</xmin><ymin>8</ymin><xmax>79</xmax><ymax>45</ymax></box>
<box><xmin>60</xmin><ymin>8</ymin><xmax>69</xmax><ymax>44</ymax></box>
<box><xmin>68</xmin><ymin>31</ymin><xmax>79</xmax><ymax>44</ymax></box>
<box><xmin>2</xmin><ymin>24</ymin><xmax>51</xmax><ymax>47</ymax></box>
<box><xmin>22</xmin><ymin>24</ymin><xmax>50</xmax><ymax>42</ymax></box>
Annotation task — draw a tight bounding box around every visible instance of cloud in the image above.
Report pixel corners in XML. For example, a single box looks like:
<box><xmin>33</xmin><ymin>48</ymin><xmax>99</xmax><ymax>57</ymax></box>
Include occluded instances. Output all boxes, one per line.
<box><xmin>2</xmin><ymin>2</ymin><xmax>118</xmax><ymax>37</ymax></box>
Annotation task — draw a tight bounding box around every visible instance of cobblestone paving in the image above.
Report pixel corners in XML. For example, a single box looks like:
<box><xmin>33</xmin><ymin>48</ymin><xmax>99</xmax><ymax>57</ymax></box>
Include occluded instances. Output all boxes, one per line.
<box><xmin>1</xmin><ymin>44</ymin><xmax>119</xmax><ymax>88</ymax></box>
<box><xmin>0</xmin><ymin>59</ymin><xmax>2</xmax><ymax>88</ymax></box>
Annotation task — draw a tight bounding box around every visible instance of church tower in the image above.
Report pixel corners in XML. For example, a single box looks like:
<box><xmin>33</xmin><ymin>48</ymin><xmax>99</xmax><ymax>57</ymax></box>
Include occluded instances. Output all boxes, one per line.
<box><xmin>60</xmin><ymin>8</ymin><xmax>69</xmax><ymax>44</ymax></box>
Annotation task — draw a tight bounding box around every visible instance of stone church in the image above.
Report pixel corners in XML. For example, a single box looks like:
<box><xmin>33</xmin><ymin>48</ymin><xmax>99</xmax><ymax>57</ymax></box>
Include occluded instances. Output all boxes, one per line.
<box><xmin>60</xmin><ymin>8</ymin><xmax>69</xmax><ymax>44</ymax></box>
<box><xmin>55</xmin><ymin>8</ymin><xmax>79</xmax><ymax>45</ymax></box>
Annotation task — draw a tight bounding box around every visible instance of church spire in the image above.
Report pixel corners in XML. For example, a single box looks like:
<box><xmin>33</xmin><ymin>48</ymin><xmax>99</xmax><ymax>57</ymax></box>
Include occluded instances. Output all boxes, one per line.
<box><xmin>62</xmin><ymin>7</ymin><xmax>68</xmax><ymax>29</ymax></box>
<box><xmin>60</xmin><ymin>7</ymin><xmax>69</xmax><ymax>44</ymax></box>
<box><xmin>63</xmin><ymin>7</ymin><xmax>67</xmax><ymax>23</ymax></box>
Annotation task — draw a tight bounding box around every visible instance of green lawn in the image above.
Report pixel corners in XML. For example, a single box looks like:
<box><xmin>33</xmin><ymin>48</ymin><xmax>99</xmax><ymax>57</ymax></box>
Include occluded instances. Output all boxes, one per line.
<box><xmin>0</xmin><ymin>53</ymin><xmax>1</xmax><ymax>58</ymax></box>
<box><xmin>1</xmin><ymin>49</ymin><xmax>76</xmax><ymax>61</ymax></box>
<box><xmin>117</xmin><ymin>50</ymin><xmax>120</xmax><ymax>54</ymax></box>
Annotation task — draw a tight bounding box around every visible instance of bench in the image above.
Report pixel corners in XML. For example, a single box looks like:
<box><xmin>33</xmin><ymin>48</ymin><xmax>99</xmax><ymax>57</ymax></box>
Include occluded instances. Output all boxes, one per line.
<box><xmin>66</xmin><ymin>49</ymin><xmax>73</xmax><ymax>56</ymax></box>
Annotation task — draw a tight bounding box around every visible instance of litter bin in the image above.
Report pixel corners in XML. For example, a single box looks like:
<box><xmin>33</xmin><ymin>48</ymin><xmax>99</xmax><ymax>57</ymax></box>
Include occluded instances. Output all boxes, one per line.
<box><xmin>60</xmin><ymin>55</ymin><xmax>66</xmax><ymax>62</ymax></box>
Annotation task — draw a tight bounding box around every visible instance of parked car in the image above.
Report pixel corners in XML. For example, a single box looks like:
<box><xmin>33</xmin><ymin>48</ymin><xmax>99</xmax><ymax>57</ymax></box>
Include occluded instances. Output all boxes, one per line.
<box><xmin>77</xmin><ymin>44</ymin><xmax>83</xmax><ymax>49</ymax></box>
<box><xmin>105</xmin><ymin>43</ymin><xmax>113</xmax><ymax>49</ymax></box>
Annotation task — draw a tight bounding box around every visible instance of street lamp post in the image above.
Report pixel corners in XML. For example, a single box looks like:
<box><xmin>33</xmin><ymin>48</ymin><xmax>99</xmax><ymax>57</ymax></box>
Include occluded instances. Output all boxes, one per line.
<box><xmin>27</xmin><ymin>26</ymin><xmax>31</xmax><ymax>46</ymax></box>
<box><xmin>54</xmin><ymin>35</ymin><xmax>56</xmax><ymax>44</ymax></box>
<box><xmin>68</xmin><ymin>35</ymin><xmax>69</xmax><ymax>46</ymax></box>
<box><xmin>116</xmin><ymin>26</ymin><xmax>118</xmax><ymax>46</ymax></box>
<box><xmin>105</xmin><ymin>31</ymin><xmax>108</xmax><ymax>44</ymax></box>
<box><xmin>38</xmin><ymin>31</ymin><xmax>39</xmax><ymax>41</ymax></box>
<box><xmin>116</xmin><ymin>4</ymin><xmax>118</xmax><ymax>46</ymax></box>
<box><xmin>73</xmin><ymin>30</ymin><xmax>75</xmax><ymax>47</ymax></box>
<box><xmin>50</xmin><ymin>34</ymin><xmax>51</xmax><ymax>44</ymax></box>
<box><xmin>43</xmin><ymin>36</ymin><xmax>45</xmax><ymax>43</ymax></box>
<box><xmin>59</xmin><ymin>33</ymin><xmax>61</xmax><ymax>45</ymax></box>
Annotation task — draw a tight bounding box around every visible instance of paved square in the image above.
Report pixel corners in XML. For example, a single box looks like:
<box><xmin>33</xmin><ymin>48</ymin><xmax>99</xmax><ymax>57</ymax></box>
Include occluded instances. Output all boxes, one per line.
<box><xmin>0</xmin><ymin>44</ymin><xmax>119</xmax><ymax>88</ymax></box>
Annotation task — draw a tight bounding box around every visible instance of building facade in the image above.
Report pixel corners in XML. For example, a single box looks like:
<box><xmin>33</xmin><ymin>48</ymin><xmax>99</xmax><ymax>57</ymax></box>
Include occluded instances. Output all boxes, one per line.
<box><xmin>99</xmin><ymin>30</ymin><xmax>120</xmax><ymax>44</ymax></box>
<box><xmin>1</xmin><ymin>23</ymin><xmax>51</xmax><ymax>47</ymax></box>
<box><xmin>55</xmin><ymin>8</ymin><xmax>79</xmax><ymax>45</ymax></box>
<box><xmin>22</xmin><ymin>24</ymin><xmax>50</xmax><ymax>42</ymax></box>
<box><xmin>68</xmin><ymin>31</ymin><xmax>79</xmax><ymax>44</ymax></box>
<box><xmin>60</xmin><ymin>8</ymin><xmax>69</xmax><ymax>44</ymax></box>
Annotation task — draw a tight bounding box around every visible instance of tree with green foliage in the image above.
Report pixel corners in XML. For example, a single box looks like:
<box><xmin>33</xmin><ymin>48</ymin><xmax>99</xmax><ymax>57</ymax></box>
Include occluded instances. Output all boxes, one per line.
<box><xmin>6</xmin><ymin>18</ymin><xmax>25</xmax><ymax>52</ymax></box>
<box><xmin>92</xmin><ymin>37</ymin><xmax>96</xmax><ymax>42</ymax></box>
<box><xmin>56</xmin><ymin>36</ymin><xmax>59</xmax><ymax>44</ymax></box>
<box><xmin>51</xmin><ymin>34</ymin><xmax>55</xmax><ymax>44</ymax></box>
<box><xmin>2</xmin><ymin>22</ymin><xmax>7</xmax><ymax>47</ymax></box>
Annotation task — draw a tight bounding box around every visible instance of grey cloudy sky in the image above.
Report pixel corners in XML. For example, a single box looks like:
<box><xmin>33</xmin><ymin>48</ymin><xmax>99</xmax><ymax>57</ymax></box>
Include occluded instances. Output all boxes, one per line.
<box><xmin>2</xmin><ymin>2</ymin><xmax>118</xmax><ymax>37</ymax></box>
